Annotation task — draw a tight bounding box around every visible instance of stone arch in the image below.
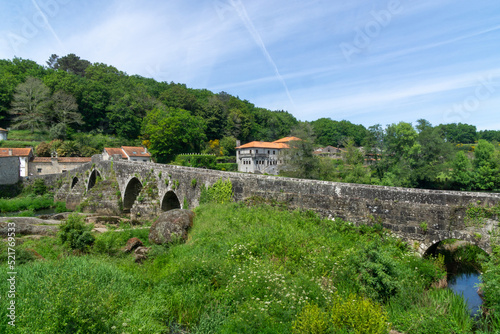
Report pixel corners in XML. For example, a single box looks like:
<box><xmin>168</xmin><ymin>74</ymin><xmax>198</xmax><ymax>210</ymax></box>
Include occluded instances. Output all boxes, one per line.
<box><xmin>422</xmin><ymin>237</ymin><xmax>490</xmax><ymax>257</ymax></box>
<box><xmin>71</xmin><ymin>177</ymin><xmax>79</xmax><ymax>189</ymax></box>
<box><xmin>161</xmin><ymin>191</ymin><xmax>181</xmax><ymax>211</ymax></box>
<box><xmin>87</xmin><ymin>169</ymin><xmax>102</xmax><ymax>191</ymax></box>
<box><xmin>123</xmin><ymin>177</ymin><xmax>143</xmax><ymax>212</ymax></box>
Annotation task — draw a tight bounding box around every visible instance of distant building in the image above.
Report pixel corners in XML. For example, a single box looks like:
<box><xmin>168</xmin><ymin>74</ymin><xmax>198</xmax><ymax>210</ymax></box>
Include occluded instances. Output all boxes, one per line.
<box><xmin>313</xmin><ymin>146</ymin><xmax>344</xmax><ymax>159</ymax></box>
<box><xmin>29</xmin><ymin>155</ymin><xmax>92</xmax><ymax>175</ymax></box>
<box><xmin>0</xmin><ymin>147</ymin><xmax>33</xmax><ymax>177</ymax></box>
<box><xmin>236</xmin><ymin>136</ymin><xmax>300</xmax><ymax>174</ymax></box>
<box><xmin>102</xmin><ymin>146</ymin><xmax>151</xmax><ymax>162</ymax></box>
<box><xmin>0</xmin><ymin>128</ymin><xmax>8</xmax><ymax>141</ymax></box>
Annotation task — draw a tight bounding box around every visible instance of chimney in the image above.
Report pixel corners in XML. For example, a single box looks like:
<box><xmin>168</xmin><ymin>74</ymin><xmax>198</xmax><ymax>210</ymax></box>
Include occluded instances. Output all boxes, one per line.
<box><xmin>8</xmin><ymin>149</ymin><xmax>12</xmax><ymax>156</ymax></box>
<box><xmin>236</xmin><ymin>140</ymin><xmax>241</xmax><ymax>147</ymax></box>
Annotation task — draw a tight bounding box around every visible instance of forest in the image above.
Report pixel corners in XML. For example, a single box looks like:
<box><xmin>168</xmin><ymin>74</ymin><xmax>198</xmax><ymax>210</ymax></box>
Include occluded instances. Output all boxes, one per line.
<box><xmin>1</xmin><ymin>54</ymin><xmax>500</xmax><ymax>191</ymax></box>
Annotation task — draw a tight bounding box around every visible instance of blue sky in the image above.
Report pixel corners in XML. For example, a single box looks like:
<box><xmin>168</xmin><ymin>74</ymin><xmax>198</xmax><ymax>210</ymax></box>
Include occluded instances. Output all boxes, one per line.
<box><xmin>1</xmin><ymin>0</ymin><xmax>499</xmax><ymax>130</ymax></box>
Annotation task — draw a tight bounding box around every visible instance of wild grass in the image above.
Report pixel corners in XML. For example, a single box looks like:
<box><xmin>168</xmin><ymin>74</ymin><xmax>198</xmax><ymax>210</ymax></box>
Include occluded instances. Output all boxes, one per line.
<box><xmin>0</xmin><ymin>202</ymin><xmax>485</xmax><ymax>333</ymax></box>
<box><xmin>0</xmin><ymin>193</ymin><xmax>66</xmax><ymax>214</ymax></box>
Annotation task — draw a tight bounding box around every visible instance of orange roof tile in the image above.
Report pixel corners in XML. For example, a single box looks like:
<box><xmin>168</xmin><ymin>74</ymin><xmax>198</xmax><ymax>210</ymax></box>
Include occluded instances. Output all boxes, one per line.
<box><xmin>0</xmin><ymin>128</ymin><xmax>7</xmax><ymax>132</ymax></box>
<box><xmin>32</xmin><ymin>157</ymin><xmax>92</xmax><ymax>163</ymax></box>
<box><xmin>236</xmin><ymin>141</ymin><xmax>290</xmax><ymax>149</ymax></box>
<box><xmin>0</xmin><ymin>148</ymin><xmax>33</xmax><ymax>157</ymax></box>
<box><xmin>104</xmin><ymin>147</ymin><xmax>127</xmax><ymax>158</ymax></box>
<box><xmin>121</xmin><ymin>146</ymin><xmax>151</xmax><ymax>157</ymax></box>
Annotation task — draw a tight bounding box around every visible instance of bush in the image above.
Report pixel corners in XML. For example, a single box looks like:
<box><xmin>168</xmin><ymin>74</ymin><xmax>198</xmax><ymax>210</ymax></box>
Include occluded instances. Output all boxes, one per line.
<box><xmin>59</xmin><ymin>214</ymin><xmax>95</xmax><ymax>251</ymax></box>
<box><xmin>199</xmin><ymin>178</ymin><xmax>233</xmax><ymax>204</ymax></box>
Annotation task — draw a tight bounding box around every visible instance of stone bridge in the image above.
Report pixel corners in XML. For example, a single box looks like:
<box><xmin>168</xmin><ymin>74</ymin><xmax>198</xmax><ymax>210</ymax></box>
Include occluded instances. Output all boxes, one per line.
<box><xmin>50</xmin><ymin>158</ymin><xmax>500</xmax><ymax>255</ymax></box>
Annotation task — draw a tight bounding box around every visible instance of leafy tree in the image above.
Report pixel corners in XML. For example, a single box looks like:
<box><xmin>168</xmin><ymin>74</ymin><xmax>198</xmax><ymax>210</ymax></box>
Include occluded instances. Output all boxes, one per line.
<box><xmin>142</xmin><ymin>107</ymin><xmax>207</xmax><ymax>163</ymax></box>
<box><xmin>52</xmin><ymin>90</ymin><xmax>83</xmax><ymax>131</ymax></box>
<box><xmin>48</xmin><ymin>53</ymin><xmax>91</xmax><ymax>76</ymax></box>
<box><xmin>220</xmin><ymin>136</ymin><xmax>237</xmax><ymax>156</ymax></box>
<box><xmin>9</xmin><ymin>76</ymin><xmax>51</xmax><ymax>132</ymax></box>
<box><xmin>281</xmin><ymin>123</ymin><xmax>320</xmax><ymax>179</ymax></box>
<box><xmin>35</xmin><ymin>142</ymin><xmax>51</xmax><ymax>157</ymax></box>
<box><xmin>473</xmin><ymin>140</ymin><xmax>498</xmax><ymax>190</ymax></box>
<box><xmin>451</xmin><ymin>151</ymin><xmax>473</xmax><ymax>190</ymax></box>
<box><xmin>438</xmin><ymin>123</ymin><xmax>477</xmax><ymax>143</ymax></box>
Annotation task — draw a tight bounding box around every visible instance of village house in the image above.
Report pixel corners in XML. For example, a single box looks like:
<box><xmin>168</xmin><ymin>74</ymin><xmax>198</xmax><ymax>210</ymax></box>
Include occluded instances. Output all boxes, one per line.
<box><xmin>29</xmin><ymin>154</ymin><xmax>92</xmax><ymax>175</ymax></box>
<box><xmin>236</xmin><ymin>136</ymin><xmax>300</xmax><ymax>174</ymax></box>
<box><xmin>0</xmin><ymin>147</ymin><xmax>33</xmax><ymax>177</ymax></box>
<box><xmin>313</xmin><ymin>145</ymin><xmax>344</xmax><ymax>159</ymax></box>
<box><xmin>0</xmin><ymin>128</ymin><xmax>8</xmax><ymax>141</ymax></box>
<box><xmin>102</xmin><ymin>146</ymin><xmax>151</xmax><ymax>162</ymax></box>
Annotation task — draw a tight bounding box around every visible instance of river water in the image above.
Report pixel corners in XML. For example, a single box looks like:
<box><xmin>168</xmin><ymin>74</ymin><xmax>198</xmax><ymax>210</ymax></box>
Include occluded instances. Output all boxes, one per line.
<box><xmin>448</xmin><ymin>271</ymin><xmax>482</xmax><ymax>318</ymax></box>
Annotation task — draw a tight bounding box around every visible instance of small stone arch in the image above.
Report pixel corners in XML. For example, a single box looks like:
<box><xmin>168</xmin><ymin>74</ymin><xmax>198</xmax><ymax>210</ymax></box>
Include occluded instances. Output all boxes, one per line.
<box><xmin>88</xmin><ymin>169</ymin><xmax>102</xmax><ymax>191</ymax></box>
<box><xmin>161</xmin><ymin>191</ymin><xmax>181</xmax><ymax>211</ymax></box>
<box><xmin>422</xmin><ymin>237</ymin><xmax>490</xmax><ymax>257</ymax></box>
<box><xmin>123</xmin><ymin>177</ymin><xmax>143</xmax><ymax>212</ymax></box>
<box><xmin>71</xmin><ymin>177</ymin><xmax>79</xmax><ymax>189</ymax></box>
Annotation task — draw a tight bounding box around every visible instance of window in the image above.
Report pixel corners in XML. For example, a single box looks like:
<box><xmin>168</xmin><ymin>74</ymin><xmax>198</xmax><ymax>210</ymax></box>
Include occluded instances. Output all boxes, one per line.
<box><xmin>273</xmin><ymin>150</ymin><xmax>275</xmax><ymax>154</ymax></box>
<box><xmin>62</xmin><ymin>170</ymin><xmax>67</xmax><ymax>173</ymax></box>
<box><xmin>133</xmin><ymin>159</ymin><xmax>137</xmax><ymax>161</ymax></box>
<box><xmin>250</xmin><ymin>150</ymin><xmax>253</xmax><ymax>154</ymax></box>
<box><xmin>268</xmin><ymin>150</ymin><xmax>270</xmax><ymax>154</ymax></box>
<box><xmin>37</xmin><ymin>168</ymin><xmax>42</xmax><ymax>173</ymax></box>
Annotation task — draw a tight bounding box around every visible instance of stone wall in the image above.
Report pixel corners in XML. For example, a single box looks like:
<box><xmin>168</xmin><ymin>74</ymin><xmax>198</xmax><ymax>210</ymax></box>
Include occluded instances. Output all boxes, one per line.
<box><xmin>0</xmin><ymin>157</ymin><xmax>19</xmax><ymax>185</ymax></box>
<box><xmin>52</xmin><ymin>160</ymin><xmax>500</xmax><ymax>253</ymax></box>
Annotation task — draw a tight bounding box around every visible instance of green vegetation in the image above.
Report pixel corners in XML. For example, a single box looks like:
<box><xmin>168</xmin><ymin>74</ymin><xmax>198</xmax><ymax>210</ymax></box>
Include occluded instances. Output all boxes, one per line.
<box><xmin>59</xmin><ymin>214</ymin><xmax>95</xmax><ymax>252</ymax></box>
<box><xmin>2</xmin><ymin>202</ymin><xmax>489</xmax><ymax>333</ymax></box>
<box><xmin>173</xmin><ymin>154</ymin><xmax>216</xmax><ymax>169</ymax></box>
<box><xmin>199</xmin><ymin>178</ymin><xmax>233</xmax><ymax>204</ymax></box>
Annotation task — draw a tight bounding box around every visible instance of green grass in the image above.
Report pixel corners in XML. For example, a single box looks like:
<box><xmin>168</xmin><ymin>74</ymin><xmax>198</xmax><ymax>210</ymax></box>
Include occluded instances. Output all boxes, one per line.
<box><xmin>0</xmin><ymin>194</ymin><xmax>66</xmax><ymax>214</ymax></box>
<box><xmin>0</xmin><ymin>203</ymin><xmax>486</xmax><ymax>333</ymax></box>
<box><xmin>5</xmin><ymin>129</ymin><xmax>48</xmax><ymax>141</ymax></box>
<box><xmin>0</xmin><ymin>140</ymin><xmax>41</xmax><ymax>148</ymax></box>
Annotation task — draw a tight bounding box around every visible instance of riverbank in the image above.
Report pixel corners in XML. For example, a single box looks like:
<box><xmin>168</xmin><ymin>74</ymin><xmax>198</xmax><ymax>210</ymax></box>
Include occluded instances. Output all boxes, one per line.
<box><xmin>1</xmin><ymin>202</ymin><xmax>488</xmax><ymax>333</ymax></box>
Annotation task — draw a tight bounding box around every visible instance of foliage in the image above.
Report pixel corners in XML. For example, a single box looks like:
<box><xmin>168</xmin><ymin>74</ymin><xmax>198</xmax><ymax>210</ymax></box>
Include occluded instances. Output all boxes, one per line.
<box><xmin>215</xmin><ymin>162</ymin><xmax>238</xmax><ymax>171</ymax></box>
<box><xmin>142</xmin><ymin>107</ymin><xmax>207</xmax><ymax>163</ymax></box>
<box><xmin>199</xmin><ymin>178</ymin><xmax>233</xmax><ymax>204</ymax></box>
<box><xmin>59</xmin><ymin>214</ymin><xmax>95</xmax><ymax>252</ymax></box>
<box><xmin>173</xmin><ymin>154</ymin><xmax>216</xmax><ymax>169</ymax></box>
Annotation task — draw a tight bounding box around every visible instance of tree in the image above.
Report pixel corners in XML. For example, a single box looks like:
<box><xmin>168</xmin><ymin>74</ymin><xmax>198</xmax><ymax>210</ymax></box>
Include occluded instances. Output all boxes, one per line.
<box><xmin>451</xmin><ymin>151</ymin><xmax>473</xmax><ymax>190</ymax></box>
<box><xmin>52</xmin><ymin>90</ymin><xmax>83</xmax><ymax>128</ymax></box>
<box><xmin>473</xmin><ymin>140</ymin><xmax>498</xmax><ymax>190</ymax></box>
<box><xmin>142</xmin><ymin>107</ymin><xmax>207</xmax><ymax>163</ymax></box>
<box><xmin>9</xmin><ymin>76</ymin><xmax>50</xmax><ymax>132</ymax></box>
<box><xmin>281</xmin><ymin>122</ymin><xmax>320</xmax><ymax>179</ymax></box>
<box><xmin>48</xmin><ymin>53</ymin><xmax>91</xmax><ymax>76</ymax></box>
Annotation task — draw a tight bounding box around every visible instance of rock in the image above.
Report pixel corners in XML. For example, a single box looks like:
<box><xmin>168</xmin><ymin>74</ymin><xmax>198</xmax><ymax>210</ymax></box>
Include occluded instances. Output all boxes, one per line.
<box><xmin>92</xmin><ymin>227</ymin><xmax>108</xmax><ymax>233</ymax></box>
<box><xmin>85</xmin><ymin>216</ymin><xmax>123</xmax><ymax>225</ymax></box>
<box><xmin>0</xmin><ymin>220</ymin><xmax>58</xmax><ymax>236</ymax></box>
<box><xmin>124</xmin><ymin>237</ymin><xmax>143</xmax><ymax>252</ymax></box>
<box><xmin>134</xmin><ymin>246</ymin><xmax>150</xmax><ymax>263</ymax></box>
<box><xmin>148</xmin><ymin>209</ymin><xmax>194</xmax><ymax>245</ymax></box>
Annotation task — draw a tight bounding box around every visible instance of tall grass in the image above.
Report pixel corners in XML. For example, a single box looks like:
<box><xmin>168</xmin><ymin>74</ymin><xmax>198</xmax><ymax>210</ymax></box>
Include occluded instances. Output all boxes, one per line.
<box><xmin>0</xmin><ymin>194</ymin><xmax>66</xmax><ymax>214</ymax></box>
<box><xmin>0</xmin><ymin>203</ymin><xmax>483</xmax><ymax>333</ymax></box>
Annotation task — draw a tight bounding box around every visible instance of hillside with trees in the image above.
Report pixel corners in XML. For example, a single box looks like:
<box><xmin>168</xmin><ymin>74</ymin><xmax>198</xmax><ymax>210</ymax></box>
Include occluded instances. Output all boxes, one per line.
<box><xmin>1</xmin><ymin>54</ymin><xmax>500</xmax><ymax>191</ymax></box>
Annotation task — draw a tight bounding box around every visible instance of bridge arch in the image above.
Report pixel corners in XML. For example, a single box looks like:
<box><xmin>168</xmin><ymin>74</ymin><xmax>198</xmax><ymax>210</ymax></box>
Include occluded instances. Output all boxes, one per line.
<box><xmin>123</xmin><ymin>177</ymin><xmax>143</xmax><ymax>212</ymax></box>
<box><xmin>161</xmin><ymin>191</ymin><xmax>181</xmax><ymax>211</ymax></box>
<box><xmin>71</xmin><ymin>177</ymin><xmax>79</xmax><ymax>189</ymax></box>
<box><xmin>87</xmin><ymin>169</ymin><xmax>102</xmax><ymax>191</ymax></box>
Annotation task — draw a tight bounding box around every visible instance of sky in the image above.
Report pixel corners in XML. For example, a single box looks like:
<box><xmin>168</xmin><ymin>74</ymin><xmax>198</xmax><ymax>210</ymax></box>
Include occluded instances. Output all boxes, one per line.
<box><xmin>0</xmin><ymin>0</ymin><xmax>499</xmax><ymax>130</ymax></box>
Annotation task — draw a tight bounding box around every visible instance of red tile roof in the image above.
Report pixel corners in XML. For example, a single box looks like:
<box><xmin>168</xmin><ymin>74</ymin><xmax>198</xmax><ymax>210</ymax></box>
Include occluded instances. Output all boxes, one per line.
<box><xmin>0</xmin><ymin>148</ymin><xmax>33</xmax><ymax>157</ymax></box>
<box><xmin>104</xmin><ymin>147</ymin><xmax>127</xmax><ymax>159</ymax></box>
<box><xmin>236</xmin><ymin>141</ymin><xmax>290</xmax><ymax>149</ymax></box>
<box><xmin>32</xmin><ymin>157</ymin><xmax>91</xmax><ymax>163</ymax></box>
<box><xmin>121</xmin><ymin>146</ymin><xmax>151</xmax><ymax>157</ymax></box>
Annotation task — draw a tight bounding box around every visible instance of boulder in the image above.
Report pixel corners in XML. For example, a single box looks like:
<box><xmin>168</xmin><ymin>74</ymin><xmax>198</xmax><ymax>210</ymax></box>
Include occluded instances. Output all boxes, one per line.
<box><xmin>124</xmin><ymin>237</ymin><xmax>143</xmax><ymax>252</ymax></box>
<box><xmin>134</xmin><ymin>246</ymin><xmax>150</xmax><ymax>263</ymax></box>
<box><xmin>148</xmin><ymin>209</ymin><xmax>194</xmax><ymax>245</ymax></box>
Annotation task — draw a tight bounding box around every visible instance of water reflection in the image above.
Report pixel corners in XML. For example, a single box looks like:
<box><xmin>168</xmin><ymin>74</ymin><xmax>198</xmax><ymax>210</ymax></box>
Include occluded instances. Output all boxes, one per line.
<box><xmin>448</xmin><ymin>272</ymin><xmax>482</xmax><ymax>318</ymax></box>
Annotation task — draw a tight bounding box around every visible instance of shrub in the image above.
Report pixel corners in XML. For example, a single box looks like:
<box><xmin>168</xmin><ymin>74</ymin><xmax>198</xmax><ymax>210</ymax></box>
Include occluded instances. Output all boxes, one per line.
<box><xmin>59</xmin><ymin>214</ymin><xmax>95</xmax><ymax>251</ymax></box>
<box><xmin>292</xmin><ymin>303</ymin><xmax>328</xmax><ymax>334</ymax></box>
<box><xmin>199</xmin><ymin>178</ymin><xmax>233</xmax><ymax>204</ymax></box>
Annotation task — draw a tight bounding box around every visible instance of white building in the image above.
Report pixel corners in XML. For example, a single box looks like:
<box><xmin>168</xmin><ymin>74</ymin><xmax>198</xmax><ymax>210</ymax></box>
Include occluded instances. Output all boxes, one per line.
<box><xmin>103</xmin><ymin>146</ymin><xmax>151</xmax><ymax>162</ymax></box>
<box><xmin>236</xmin><ymin>137</ymin><xmax>300</xmax><ymax>174</ymax></box>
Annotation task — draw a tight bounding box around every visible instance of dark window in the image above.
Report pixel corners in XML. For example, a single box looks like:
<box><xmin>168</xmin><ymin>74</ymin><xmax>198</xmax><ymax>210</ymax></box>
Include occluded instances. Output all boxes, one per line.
<box><xmin>268</xmin><ymin>150</ymin><xmax>270</xmax><ymax>154</ymax></box>
<box><xmin>37</xmin><ymin>168</ymin><xmax>42</xmax><ymax>173</ymax></box>
<box><xmin>62</xmin><ymin>170</ymin><xmax>67</xmax><ymax>173</ymax></box>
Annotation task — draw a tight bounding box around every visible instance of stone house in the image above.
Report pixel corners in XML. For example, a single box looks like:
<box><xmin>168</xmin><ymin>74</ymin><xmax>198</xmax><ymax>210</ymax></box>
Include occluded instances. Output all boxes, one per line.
<box><xmin>102</xmin><ymin>146</ymin><xmax>151</xmax><ymax>162</ymax></box>
<box><xmin>0</xmin><ymin>147</ymin><xmax>33</xmax><ymax>177</ymax></box>
<box><xmin>29</xmin><ymin>155</ymin><xmax>92</xmax><ymax>175</ymax></box>
<box><xmin>0</xmin><ymin>128</ymin><xmax>8</xmax><ymax>141</ymax></box>
<box><xmin>236</xmin><ymin>136</ymin><xmax>301</xmax><ymax>174</ymax></box>
<box><xmin>313</xmin><ymin>146</ymin><xmax>344</xmax><ymax>159</ymax></box>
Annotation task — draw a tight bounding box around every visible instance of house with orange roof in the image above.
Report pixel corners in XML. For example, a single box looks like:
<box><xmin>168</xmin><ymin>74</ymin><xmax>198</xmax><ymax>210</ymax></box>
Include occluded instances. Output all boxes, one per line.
<box><xmin>102</xmin><ymin>146</ymin><xmax>151</xmax><ymax>162</ymax></box>
<box><xmin>29</xmin><ymin>154</ymin><xmax>92</xmax><ymax>175</ymax></box>
<box><xmin>236</xmin><ymin>137</ymin><xmax>300</xmax><ymax>174</ymax></box>
<box><xmin>0</xmin><ymin>147</ymin><xmax>33</xmax><ymax>177</ymax></box>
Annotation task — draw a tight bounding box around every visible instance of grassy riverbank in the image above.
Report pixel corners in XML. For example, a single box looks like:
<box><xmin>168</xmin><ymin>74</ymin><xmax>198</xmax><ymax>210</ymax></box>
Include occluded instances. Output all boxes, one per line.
<box><xmin>0</xmin><ymin>202</ymin><xmax>492</xmax><ymax>333</ymax></box>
